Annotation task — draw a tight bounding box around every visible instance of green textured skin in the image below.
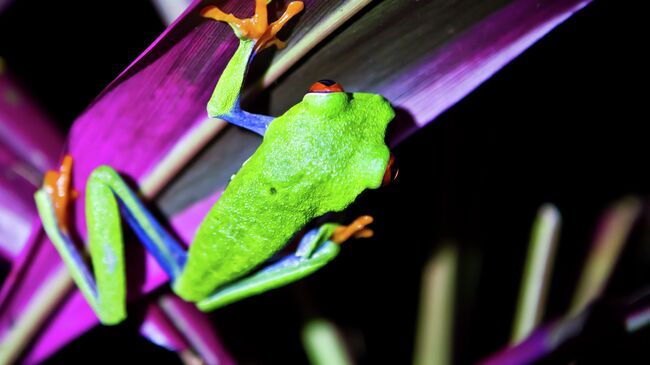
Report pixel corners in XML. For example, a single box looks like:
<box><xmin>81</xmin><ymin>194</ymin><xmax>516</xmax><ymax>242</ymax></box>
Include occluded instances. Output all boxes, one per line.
<box><xmin>85</xmin><ymin>169</ymin><xmax>127</xmax><ymax>324</ymax></box>
<box><xmin>197</xmin><ymin>224</ymin><xmax>340</xmax><ymax>311</ymax></box>
<box><xmin>174</xmin><ymin>91</ymin><xmax>394</xmax><ymax>301</ymax></box>
<box><xmin>207</xmin><ymin>40</ymin><xmax>254</xmax><ymax>117</ymax></box>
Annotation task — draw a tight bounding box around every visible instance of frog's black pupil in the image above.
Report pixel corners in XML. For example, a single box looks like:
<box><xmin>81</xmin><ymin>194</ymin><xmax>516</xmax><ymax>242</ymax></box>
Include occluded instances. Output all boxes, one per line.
<box><xmin>318</xmin><ymin>79</ymin><xmax>336</xmax><ymax>86</ymax></box>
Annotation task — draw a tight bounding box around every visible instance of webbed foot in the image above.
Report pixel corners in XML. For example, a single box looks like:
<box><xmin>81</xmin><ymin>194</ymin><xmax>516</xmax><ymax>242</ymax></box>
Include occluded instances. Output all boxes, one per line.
<box><xmin>43</xmin><ymin>154</ymin><xmax>77</xmax><ymax>232</ymax></box>
<box><xmin>201</xmin><ymin>0</ymin><xmax>304</xmax><ymax>52</ymax></box>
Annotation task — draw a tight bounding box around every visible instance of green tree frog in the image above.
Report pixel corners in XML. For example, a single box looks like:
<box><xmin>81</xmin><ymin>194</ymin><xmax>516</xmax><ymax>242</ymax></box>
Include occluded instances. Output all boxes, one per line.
<box><xmin>34</xmin><ymin>0</ymin><xmax>397</xmax><ymax>325</ymax></box>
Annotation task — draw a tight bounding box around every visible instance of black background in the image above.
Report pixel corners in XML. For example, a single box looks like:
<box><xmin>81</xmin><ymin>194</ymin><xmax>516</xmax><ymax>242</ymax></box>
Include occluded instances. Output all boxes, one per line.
<box><xmin>1</xmin><ymin>0</ymin><xmax>649</xmax><ymax>364</ymax></box>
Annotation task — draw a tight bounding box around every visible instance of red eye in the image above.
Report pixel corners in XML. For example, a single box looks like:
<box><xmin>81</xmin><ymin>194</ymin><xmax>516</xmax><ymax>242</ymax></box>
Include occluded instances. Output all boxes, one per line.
<box><xmin>382</xmin><ymin>153</ymin><xmax>399</xmax><ymax>186</ymax></box>
<box><xmin>309</xmin><ymin>79</ymin><xmax>344</xmax><ymax>93</ymax></box>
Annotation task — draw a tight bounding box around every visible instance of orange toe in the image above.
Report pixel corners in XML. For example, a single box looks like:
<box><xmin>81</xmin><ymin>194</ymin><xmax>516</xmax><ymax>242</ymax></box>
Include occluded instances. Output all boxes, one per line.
<box><xmin>201</xmin><ymin>0</ymin><xmax>304</xmax><ymax>52</ymax></box>
<box><xmin>43</xmin><ymin>154</ymin><xmax>76</xmax><ymax>231</ymax></box>
<box><xmin>332</xmin><ymin>215</ymin><xmax>375</xmax><ymax>244</ymax></box>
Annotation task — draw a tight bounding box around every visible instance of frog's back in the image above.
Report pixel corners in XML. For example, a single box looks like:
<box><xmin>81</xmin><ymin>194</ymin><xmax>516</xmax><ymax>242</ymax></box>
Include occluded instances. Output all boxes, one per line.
<box><xmin>174</xmin><ymin>92</ymin><xmax>394</xmax><ymax>302</ymax></box>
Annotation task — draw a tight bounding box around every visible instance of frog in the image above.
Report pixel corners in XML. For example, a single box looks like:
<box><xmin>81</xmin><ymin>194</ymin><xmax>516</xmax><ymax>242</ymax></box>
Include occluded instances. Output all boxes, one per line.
<box><xmin>34</xmin><ymin>0</ymin><xmax>397</xmax><ymax>325</ymax></box>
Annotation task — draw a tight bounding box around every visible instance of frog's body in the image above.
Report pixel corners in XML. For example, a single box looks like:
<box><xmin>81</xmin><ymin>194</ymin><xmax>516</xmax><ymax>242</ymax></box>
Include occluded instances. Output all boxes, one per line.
<box><xmin>35</xmin><ymin>0</ymin><xmax>395</xmax><ymax>325</ymax></box>
<box><xmin>178</xmin><ymin>92</ymin><xmax>392</xmax><ymax>300</ymax></box>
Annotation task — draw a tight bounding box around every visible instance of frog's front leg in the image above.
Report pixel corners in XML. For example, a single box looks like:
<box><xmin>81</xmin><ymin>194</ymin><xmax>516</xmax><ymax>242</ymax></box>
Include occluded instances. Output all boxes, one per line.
<box><xmin>197</xmin><ymin>216</ymin><xmax>374</xmax><ymax>311</ymax></box>
<box><xmin>35</xmin><ymin>156</ymin><xmax>187</xmax><ymax>324</ymax></box>
<box><xmin>202</xmin><ymin>0</ymin><xmax>303</xmax><ymax>136</ymax></box>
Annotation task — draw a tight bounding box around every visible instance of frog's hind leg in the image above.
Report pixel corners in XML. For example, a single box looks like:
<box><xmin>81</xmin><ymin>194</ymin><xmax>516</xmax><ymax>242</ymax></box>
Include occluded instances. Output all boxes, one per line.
<box><xmin>196</xmin><ymin>217</ymin><xmax>374</xmax><ymax>311</ymax></box>
<box><xmin>35</xmin><ymin>156</ymin><xmax>187</xmax><ymax>325</ymax></box>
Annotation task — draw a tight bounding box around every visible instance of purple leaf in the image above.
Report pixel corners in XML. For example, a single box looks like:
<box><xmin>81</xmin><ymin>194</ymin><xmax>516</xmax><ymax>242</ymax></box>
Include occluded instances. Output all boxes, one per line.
<box><xmin>0</xmin><ymin>153</ymin><xmax>37</xmax><ymax>259</ymax></box>
<box><xmin>0</xmin><ymin>69</ymin><xmax>63</xmax><ymax>173</ymax></box>
<box><xmin>0</xmin><ymin>68</ymin><xmax>63</xmax><ymax>260</ymax></box>
<box><xmin>386</xmin><ymin>0</ymin><xmax>592</xmax><ymax>144</ymax></box>
<box><xmin>140</xmin><ymin>302</ymin><xmax>191</xmax><ymax>352</ymax></box>
<box><xmin>158</xmin><ymin>294</ymin><xmax>235</xmax><ymax>365</ymax></box>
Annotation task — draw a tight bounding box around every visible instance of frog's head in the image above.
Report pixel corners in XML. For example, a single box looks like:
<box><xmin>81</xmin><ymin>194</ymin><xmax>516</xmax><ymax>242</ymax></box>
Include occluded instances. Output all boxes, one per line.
<box><xmin>304</xmin><ymin>79</ymin><xmax>399</xmax><ymax>186</ymax></box>
<box><xmin>300</xmin><ymin>79</ymin><xmax>350</xmax><ymax>117</ymax></box>
<box><xmin>303</xmin><ymin>80</ymin><xmax>400</xmax><ymax>187</ymax></box>
<box><xmin>262</xmin><ymin>79</ymin><xmax>399</xmax><ymax>214</ymax></box>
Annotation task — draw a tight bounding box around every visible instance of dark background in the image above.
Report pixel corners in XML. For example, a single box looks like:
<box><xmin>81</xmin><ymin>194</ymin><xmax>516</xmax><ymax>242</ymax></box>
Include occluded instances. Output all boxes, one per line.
<box><xmin>1</xmin><ymin>0</ymin><xmax>648</xmax><ymax>364</ymax></box>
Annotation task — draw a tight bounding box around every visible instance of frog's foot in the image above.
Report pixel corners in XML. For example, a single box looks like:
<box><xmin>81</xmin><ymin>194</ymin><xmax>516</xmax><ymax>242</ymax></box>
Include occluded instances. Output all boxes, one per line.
<box><xmin>43</xmin><ymin>154</ymin><xmax>78</xmax><ymax>232</ymax></box>
<box><xmin>332</xmin><ymin>215</ymin><xmax>374</xmax><ymax>244</ymax></box>
<box><xmin>201</xmin><ymin>0</ymin><xmax>304</xmax><ymax>52</ymax></box>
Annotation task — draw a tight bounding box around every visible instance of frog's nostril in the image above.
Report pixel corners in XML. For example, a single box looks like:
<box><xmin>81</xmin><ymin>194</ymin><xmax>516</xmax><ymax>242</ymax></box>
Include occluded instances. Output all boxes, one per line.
<box><xmin>309</xmin><ymin>80</ymin><xmax>344</xmax><ymax>93</ymax></box>
<box><xmin>382</xmin><ymin>153</ymin><xmax>399</xmax><ymax>187</ymax></box>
